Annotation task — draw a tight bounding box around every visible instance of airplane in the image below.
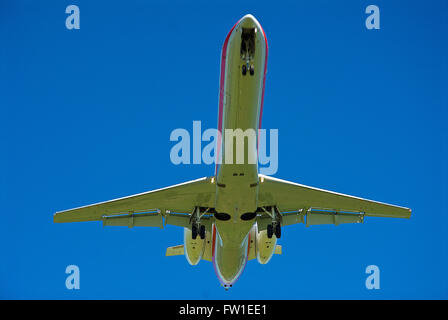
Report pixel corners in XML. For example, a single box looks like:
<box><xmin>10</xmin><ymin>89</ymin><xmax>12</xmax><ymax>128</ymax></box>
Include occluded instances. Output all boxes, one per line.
<box><xmin>54</xmin><ymin>14</ymin><xmax>411</xmax><ymax>289</ymax></box>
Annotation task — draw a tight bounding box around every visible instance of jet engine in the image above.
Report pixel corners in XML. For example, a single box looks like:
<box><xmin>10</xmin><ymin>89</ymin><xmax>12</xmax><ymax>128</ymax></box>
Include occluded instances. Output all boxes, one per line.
<box><xmin>255</xmin><ymin>224</ymin><xmax>277</xmax><ymax>264</ymax></box>
<box><xmin>183</xmin><ymin>227</ymin><xmax>206</xmax><ymax>265</ymax></box>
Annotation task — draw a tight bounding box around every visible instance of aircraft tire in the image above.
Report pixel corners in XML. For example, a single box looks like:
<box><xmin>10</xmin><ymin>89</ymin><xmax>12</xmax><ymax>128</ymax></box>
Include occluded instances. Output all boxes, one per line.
<box><xmin>267</xmin><ymin>224</ymin><xmax>273</xmax><ymax>239</ymax></box>
<box><xmin>192</xmin><ymin>224</ymin><xmax>198</xmax><ymax>239</ymax></box>
<box><xmin>275</xmin><ymin>223</ymin><xmax>281</xmax><ymax>239</ymax></box>
<box><xmin>249</xmin><ymin>65</ymin><xmax>254</xmax><ymax>76</ymax></box>
<box><xmin>199</xmin><ymin>225</ymin><xmax>206</xmax><ymax>239</ymax></box>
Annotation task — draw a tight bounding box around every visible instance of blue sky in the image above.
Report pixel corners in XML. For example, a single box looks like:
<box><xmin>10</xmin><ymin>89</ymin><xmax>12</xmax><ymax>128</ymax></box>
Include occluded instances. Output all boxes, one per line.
<box><xmin>1</xmin><ymin>0</ymin><xmax>447</xmax><ymax>299</ymax></box>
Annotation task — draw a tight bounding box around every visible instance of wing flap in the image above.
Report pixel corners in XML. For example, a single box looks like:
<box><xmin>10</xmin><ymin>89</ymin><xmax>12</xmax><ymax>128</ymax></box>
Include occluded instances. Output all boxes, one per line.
<box><xmin>306</xmin><ymin>209</ymin><xmax>364</xmax><ymax>226</ymax></box>
<box><xmin>102</xmin><ymin>212</ymin><xmax>163</xmax><ymax>228</ymax></box>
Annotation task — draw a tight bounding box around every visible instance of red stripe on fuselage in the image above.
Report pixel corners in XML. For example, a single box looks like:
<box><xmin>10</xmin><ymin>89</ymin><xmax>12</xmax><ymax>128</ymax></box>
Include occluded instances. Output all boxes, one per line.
<box><xmin>212</xmin><ymin>224</ymin><xmax>217</xmax><ymax>258</ymax></box>
<box><xmin>211</xmin><ymin>224</ymin><xmax>226</xmax><ymax>286</ymax></box>
<box><xmin>258</xmin><ymin>24</ymin><xmax>269</xmax><ymax>132</ymax></box>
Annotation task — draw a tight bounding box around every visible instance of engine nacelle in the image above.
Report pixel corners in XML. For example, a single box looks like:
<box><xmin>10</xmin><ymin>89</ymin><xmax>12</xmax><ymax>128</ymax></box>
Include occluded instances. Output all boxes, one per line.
<box><xmin>256</xmin><ymin>226</ymin><xmax>277</xmax><ymax>264</ymax></box>
<box><xmin>183</xmin><ymin>228</ymin><xmax>205</xmax><ymax>265</ymax></box>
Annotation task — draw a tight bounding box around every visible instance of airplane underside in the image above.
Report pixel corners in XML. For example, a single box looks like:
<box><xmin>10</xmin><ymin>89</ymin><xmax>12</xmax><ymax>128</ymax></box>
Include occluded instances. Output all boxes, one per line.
<box><xmin>54</xmin><ymin>14</ymin><xmax>411</xmax><ymax>290</ymax></box>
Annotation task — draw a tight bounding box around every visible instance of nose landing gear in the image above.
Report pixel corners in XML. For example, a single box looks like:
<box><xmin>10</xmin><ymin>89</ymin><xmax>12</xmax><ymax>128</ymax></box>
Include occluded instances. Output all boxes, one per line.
<box><xmin>240</xmin><ymin>27</ymin><xmax>256</xmax><ymax>77</ymax></box>
<box><xmin>241</xmin><ymin>63</ymin><xmax>255</xmax><ymax>76</ymax></box>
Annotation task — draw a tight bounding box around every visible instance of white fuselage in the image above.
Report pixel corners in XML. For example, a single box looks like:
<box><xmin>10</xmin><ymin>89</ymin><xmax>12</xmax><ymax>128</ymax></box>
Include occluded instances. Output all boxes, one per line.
<box><xmin>210</xmin><ymin>14</ymin><xmax>269</xmax><ymax>287</ymax></box>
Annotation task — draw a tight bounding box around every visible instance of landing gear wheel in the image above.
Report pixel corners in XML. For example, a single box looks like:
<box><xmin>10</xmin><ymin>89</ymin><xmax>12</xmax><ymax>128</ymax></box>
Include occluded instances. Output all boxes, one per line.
<box><xmin>242</xmin><ymin>65</ymin><xmax>247</xmax><ymax>76</ymax></box>
<box><xmin>275</xmin><ymin>223</ymin><xmax>281</xmax><ymax>239</ymax></box>
<box><xmin>199</xmin><ymin>225</ymin><xmax>206</xmax><ymax>240</ymax></box>
<box><xmin>191</xmin><ymin>224</ymin><xmax>198</xmax><ymax>239</ymax></box>
<box><xmin>249</xmin><ymin>65</ymin><xmax>254</xmax><ymax>76</ymax></box>
<box><xmin>267</xmin><ymin>224</ymin><xmax>273</xmax><ymax>239</ymax></box>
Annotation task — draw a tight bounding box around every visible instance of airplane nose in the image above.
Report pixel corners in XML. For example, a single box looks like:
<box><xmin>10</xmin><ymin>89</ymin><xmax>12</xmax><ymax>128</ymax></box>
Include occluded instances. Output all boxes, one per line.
<box><xmin>239</xmin><ymin>14</ymin><xmax>259</xmax><ymax>28</ymax></box>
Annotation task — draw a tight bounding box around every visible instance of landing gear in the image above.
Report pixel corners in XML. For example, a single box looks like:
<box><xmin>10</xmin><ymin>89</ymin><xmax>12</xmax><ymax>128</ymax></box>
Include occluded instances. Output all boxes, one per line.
<box><xmin>190</xmin><ymin>207</ymin><xmax>208</xmax><ymax>240</ymax></box>
<box><xmin>241</xmin><ymin>27</ymin><xmax>255</xmax><ymax>77</ymax></box>
<box><xmin>267</xmin><ymin>224</ymin><xmax>273</xmax><ymax>238</ymax></box>
<box><xmin>191</xmin><ymin>223</ymin><xmax>205</xmax><ymax>240</ymax></box>
<box><xmin>266</xmin><ymin>222</ymin><xmax>281</xmax><ymax>239</ymax></box>
<box><xmin>262</xmin><ymin>206</ymin><xmax>282</xmax><ymax>239</ymax></box>
<box><xmin>242</xmin><ymin>64</ymin><xmax>255</xmax><ymax>76</ymax></box>
<box><xmin>192</xmin><ymin>224</ymin><xmax>198</xmax><ymax>240</ymax></box>
<box><xmin>199</xmin><ymin>225</ymin><xmax>206</xmax><ymax>240</ymax></box>
<box><xmin>275</xmin><ymin>223</ymin><xmax>281</xmax><ymax>238</ymax></box>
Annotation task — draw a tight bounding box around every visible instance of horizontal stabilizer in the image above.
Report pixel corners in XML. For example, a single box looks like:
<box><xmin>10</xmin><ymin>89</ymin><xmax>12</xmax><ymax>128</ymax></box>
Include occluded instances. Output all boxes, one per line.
<box><xmin>275</xmin><ymin>245</ymin><xmax>282</xmax><ymax>255</ymax></box>
<box><xmin>166</xmin><ymin>245</ymin><xmax>184</xmax><ymax>256</ymax></box>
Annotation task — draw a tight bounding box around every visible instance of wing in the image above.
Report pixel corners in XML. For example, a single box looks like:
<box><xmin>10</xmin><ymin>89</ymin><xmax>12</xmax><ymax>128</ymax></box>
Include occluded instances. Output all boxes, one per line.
<box><xmin>54</xmin><ymin>177</ymin><xmax>216</xmax><ymax>224</ymax></box>
<box><xmin>257</xmin><ymin>174</ymin><xmax>411</xmax><ymax>227</ymax></box>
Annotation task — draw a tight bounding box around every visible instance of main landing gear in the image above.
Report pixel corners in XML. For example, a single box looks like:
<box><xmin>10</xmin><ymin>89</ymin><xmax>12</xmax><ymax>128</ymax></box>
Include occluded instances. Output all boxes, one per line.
<box><xmin>263</xmin><ymin>206</ymin><xmax>282</xmax><ymax>239</ymax></box>
<box><xmin>192</xmin><ymin>224</ymin><xmax>205</xmax><ymax>240</ymax></box>
<box><xmin>190</xmin><ymin>207</ymin><xmax>207</xmax><ymax>240</ymax></box>
<box><xmin>267</xmin><ymin>222</ymin><xmax>281</xmax><ymax>239</ymax></box>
